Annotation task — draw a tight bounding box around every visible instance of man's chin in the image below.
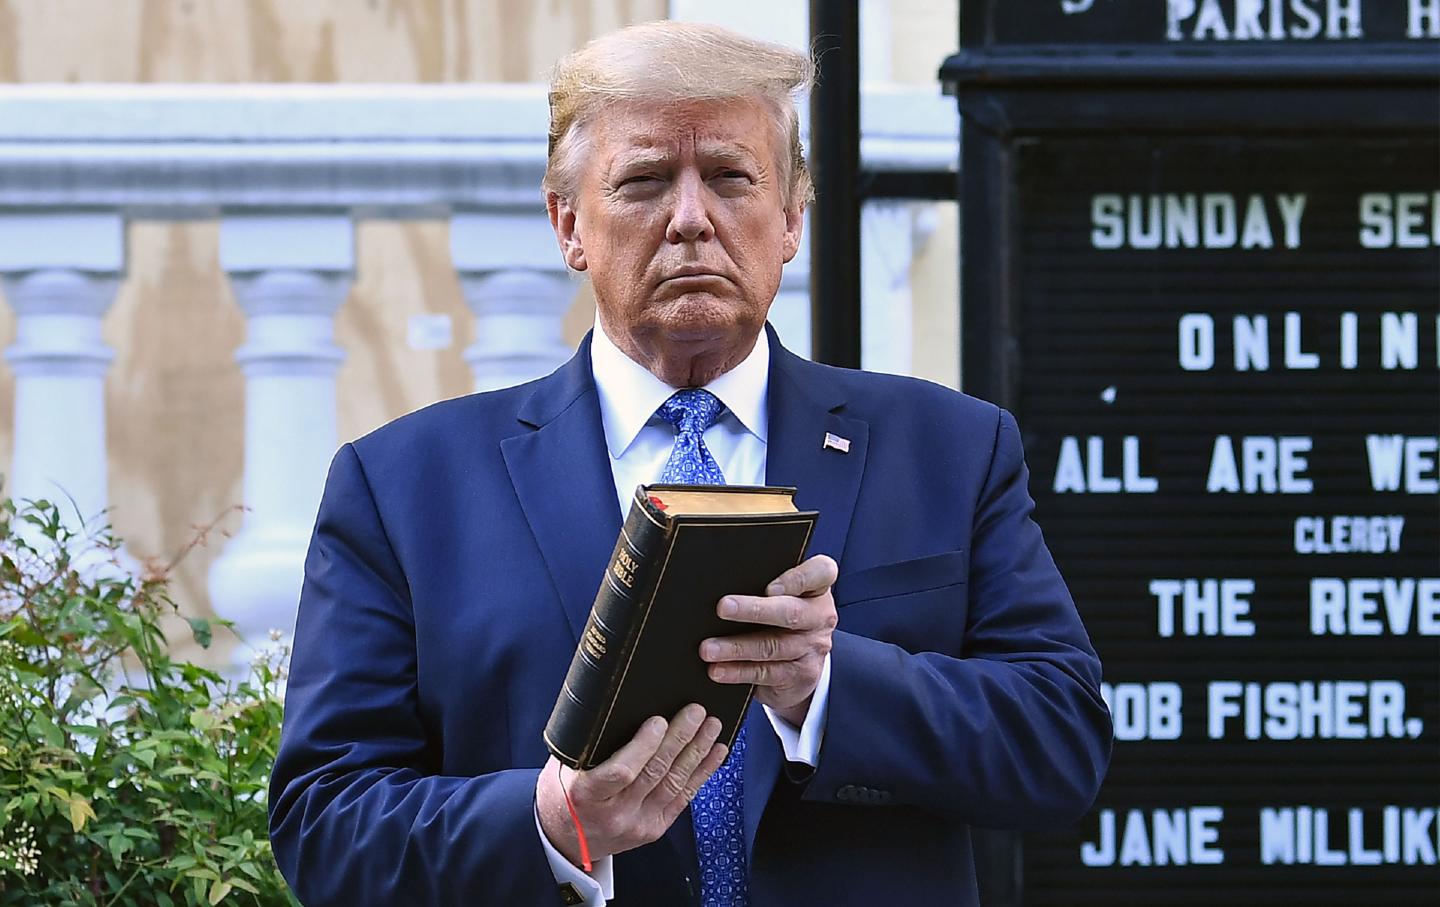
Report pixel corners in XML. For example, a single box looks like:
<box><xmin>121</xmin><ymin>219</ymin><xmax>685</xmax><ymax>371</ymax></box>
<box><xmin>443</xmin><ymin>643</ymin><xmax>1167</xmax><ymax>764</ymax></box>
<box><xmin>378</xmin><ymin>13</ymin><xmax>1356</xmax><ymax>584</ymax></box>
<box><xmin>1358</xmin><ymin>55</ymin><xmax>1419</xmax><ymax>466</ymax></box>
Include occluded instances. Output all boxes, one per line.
<box><xmin>648</xmin><ymin>297</ymin><xmax>754</xmax><ymax>343</ymax></box>
<box><xmin>627</xmin><ymin>315</ymin><xmax>764</xmax><ymax>386</ymax></box>
<box><xmin>657</xmin><ymin>325</ymin><xmax>729</xmax><ymax>345</ymax></box>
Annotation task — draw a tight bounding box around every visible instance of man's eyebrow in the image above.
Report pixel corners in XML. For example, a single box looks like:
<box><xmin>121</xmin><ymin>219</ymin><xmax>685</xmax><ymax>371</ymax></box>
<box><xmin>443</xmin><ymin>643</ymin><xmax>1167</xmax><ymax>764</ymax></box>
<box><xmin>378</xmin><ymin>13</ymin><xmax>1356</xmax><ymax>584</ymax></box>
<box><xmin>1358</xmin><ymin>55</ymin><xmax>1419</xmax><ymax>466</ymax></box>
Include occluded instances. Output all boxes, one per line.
<box><xmin>608</xmin><ymin>149</ymin><xmax>672</xmax><ymax>173</ymax></box>
<box><xmin>605</xmin><ymin>143</ymin><xmax>762</xmax><ymax>177</ymax></box>
<box><xmin>697</xmin><ymin>145</ymin><xmax>761</xmax><ymax>167</ymax></box>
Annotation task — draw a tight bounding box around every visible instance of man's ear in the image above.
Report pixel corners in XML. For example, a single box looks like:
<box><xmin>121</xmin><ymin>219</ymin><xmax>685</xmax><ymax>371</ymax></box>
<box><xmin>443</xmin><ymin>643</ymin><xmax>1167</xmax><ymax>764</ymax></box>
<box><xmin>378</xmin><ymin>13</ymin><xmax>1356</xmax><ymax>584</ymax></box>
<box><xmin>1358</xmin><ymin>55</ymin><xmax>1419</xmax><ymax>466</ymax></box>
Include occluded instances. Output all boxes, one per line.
<box><xmin>780</xmin><ymin>197</ymin><xmax>805</xmax><ymax>264</ymax></box>
<box><xmin>546</xmin><ymin>191</ymin><xmax>588</xmax><ymax>272</ymax></box>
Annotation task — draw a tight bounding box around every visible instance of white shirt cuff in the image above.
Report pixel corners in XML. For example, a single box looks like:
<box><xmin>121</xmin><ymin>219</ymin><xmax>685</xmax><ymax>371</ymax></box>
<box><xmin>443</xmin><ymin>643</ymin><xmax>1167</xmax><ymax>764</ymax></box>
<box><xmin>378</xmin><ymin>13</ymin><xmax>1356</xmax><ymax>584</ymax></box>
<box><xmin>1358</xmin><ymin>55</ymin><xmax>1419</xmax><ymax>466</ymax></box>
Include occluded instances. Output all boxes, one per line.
<box><xmin>535</xmin><ymin>803</ymin><xmax>614</xmax><ymax>905</ymax></box>
<box><xmin>761</xmin><ymin>652</ymin><xmax>831</xmax><ymax>766</ymax></box>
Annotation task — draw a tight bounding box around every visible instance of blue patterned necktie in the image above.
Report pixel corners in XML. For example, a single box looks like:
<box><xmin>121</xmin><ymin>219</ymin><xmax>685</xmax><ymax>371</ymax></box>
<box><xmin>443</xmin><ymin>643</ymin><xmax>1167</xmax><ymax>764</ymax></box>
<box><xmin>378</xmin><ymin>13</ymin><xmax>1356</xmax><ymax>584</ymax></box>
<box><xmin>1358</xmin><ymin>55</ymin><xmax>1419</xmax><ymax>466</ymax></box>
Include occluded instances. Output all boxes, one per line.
<box><xmin>656</xmin><ymin>389</ymin><xmax>750</xmax><ymax>907</ymax></box>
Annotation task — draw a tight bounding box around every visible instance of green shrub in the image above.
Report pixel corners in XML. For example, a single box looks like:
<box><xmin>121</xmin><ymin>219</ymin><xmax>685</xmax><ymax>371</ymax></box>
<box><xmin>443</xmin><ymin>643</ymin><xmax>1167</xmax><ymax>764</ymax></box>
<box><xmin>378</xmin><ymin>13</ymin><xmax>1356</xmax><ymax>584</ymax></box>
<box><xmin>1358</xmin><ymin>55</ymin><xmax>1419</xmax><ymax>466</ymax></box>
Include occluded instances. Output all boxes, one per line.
<box><xmin>0</xmin><ymin>497</ymin><xmax>295</xmax><ymax>905</ymax></box>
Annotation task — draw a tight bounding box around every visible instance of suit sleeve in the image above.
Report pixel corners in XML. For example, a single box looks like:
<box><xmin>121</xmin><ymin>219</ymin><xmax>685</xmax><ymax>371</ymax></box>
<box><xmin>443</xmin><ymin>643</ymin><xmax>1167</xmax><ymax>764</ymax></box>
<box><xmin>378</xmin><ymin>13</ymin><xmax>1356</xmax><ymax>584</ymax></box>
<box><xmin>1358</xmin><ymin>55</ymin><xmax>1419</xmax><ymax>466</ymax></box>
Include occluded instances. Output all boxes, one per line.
<box><xmin>803</xmin><ymin>408</ymin><xmax>1113</xmax><ymax>829</ymax></box>
<box><xmin>268</xmin><ymin>443</ymin><xmax>566</xmax><ymax>906</ymax></box>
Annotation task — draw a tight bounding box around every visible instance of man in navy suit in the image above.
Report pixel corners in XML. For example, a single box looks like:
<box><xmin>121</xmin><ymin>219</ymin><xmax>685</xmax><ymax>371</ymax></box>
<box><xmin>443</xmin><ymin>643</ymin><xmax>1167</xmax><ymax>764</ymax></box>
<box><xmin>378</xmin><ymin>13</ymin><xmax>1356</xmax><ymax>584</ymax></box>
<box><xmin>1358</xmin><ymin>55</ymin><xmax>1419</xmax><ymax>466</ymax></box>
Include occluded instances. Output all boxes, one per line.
<box><xmin>269</xmin><ymin>20</ymin><xmax>1111</xmax><ymax>907</ymax></box>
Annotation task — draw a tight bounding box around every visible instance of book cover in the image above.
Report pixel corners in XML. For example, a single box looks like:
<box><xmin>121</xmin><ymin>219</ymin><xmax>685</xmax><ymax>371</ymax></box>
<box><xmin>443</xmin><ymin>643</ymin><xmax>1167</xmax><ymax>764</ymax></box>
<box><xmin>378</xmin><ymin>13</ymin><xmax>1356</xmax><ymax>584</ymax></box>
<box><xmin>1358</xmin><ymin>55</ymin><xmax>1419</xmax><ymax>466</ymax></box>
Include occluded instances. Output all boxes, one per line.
<box><xmin>544</xmin><ymin>484</ymin><xmax>818</xmax><ymax>770</ymax></box>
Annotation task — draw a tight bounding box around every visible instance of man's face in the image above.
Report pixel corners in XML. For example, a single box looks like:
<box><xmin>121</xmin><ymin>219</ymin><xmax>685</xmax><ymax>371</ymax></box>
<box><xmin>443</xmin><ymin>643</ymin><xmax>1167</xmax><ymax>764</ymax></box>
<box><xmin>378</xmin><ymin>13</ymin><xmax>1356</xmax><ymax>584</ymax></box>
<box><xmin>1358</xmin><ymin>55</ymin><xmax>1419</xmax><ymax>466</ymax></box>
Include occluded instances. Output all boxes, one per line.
<box><xmin>548</xmin><ymin>97</ymin><xmax>804</xmax><ymax>387</ymax></box>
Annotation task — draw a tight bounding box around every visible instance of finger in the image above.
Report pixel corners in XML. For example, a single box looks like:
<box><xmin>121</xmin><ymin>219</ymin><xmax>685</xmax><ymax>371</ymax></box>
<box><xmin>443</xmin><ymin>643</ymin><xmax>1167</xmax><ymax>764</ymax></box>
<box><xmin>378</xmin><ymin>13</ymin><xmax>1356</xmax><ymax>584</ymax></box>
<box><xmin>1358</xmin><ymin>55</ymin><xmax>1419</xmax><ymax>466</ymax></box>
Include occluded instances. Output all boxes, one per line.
<box><xmin>708</xmin><ymin>659</ymin><xmax>805</xmax><ymax>688</ymax></box>
<box><xmin>660</xmin><ymin>741</ymin><xmax>730</xmax><ymax>826</ymax></box>
<box><xmin>577</xmin><ymin>714</ymin><xmax>668</xmax><ymax>800</ymax></box>
<box><xmin>718</xmin><ymin>593</ymin><xmax>818</xmax><ymax>630</ymax></box>
<box><xmin>628</xmin><ymin>703</ymin><xmax>708</xmax><ymax>800</ymax></box>
<box><xmin>642</xmin><ymin>716</ymin><xmax>721</xmax><ymax>810</ymax></box>
<box><xmin>766</xmin><ymin>554</ymin><xmax>839</xmax><ymax>597</ymax></box>
<box><xmin>700</xmin><ymin>630</ymin><xmax>806</xmax><ymax>664</ymax></box>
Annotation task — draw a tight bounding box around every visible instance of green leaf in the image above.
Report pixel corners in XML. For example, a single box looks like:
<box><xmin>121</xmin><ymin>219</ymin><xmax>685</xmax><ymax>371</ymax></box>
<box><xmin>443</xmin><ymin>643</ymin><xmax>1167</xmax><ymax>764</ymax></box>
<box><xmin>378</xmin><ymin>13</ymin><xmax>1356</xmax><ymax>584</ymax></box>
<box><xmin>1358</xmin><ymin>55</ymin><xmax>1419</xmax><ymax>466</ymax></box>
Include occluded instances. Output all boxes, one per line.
<box><xmin>108</xmin><ymin>832</ymin><xmax>132</xmax><ymax>865</ymax></box>
<box><xmin>0</xmin><ymin>493</ymin><xmax>294</xmax><ymax>903</ymax></box>
<box><xmin>187</xmin><ymin>617</ymin><xmax>213</xmax><ymax>649</ymax></box>
<box><xmin>228</xmin><ymin>877</ymin><xmax>259</xmax><ymax>895</ymax></box>
<box><xmin>10</xmin><ymin>666</ymin><xmax>43</xmax><ymax>685</ymax></box>
<box><xmin>236</xmin><ymin>860</ymin><xmax>264</xmax><ymax>880</ymax></box>
<box><xmin>31</xmin><ymin>712</ymin><xmax>65</xmax><ymax>748</ymax></box>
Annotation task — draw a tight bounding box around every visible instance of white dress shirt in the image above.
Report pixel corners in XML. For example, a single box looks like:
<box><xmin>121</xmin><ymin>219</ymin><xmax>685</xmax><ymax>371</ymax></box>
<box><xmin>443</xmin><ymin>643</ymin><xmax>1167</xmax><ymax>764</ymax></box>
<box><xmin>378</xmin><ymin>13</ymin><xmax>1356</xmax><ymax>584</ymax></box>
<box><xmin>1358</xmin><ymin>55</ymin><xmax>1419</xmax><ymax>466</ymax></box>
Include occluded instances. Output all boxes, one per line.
<box><xmin>537</xmin><ymin>318</ymin><xmax>833</xmax><ymax>905</ymax></box>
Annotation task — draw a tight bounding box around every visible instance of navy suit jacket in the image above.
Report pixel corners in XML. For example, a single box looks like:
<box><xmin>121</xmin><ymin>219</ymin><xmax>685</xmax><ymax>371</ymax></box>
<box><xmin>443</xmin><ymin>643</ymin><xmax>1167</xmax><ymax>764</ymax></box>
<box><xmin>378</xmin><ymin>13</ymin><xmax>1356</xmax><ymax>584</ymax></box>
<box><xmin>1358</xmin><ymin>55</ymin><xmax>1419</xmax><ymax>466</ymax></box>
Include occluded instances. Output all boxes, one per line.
<box><xmin>269</xmin><ymin>326</ymin><xmax>1112</xmax><ymax>906</ymax></box>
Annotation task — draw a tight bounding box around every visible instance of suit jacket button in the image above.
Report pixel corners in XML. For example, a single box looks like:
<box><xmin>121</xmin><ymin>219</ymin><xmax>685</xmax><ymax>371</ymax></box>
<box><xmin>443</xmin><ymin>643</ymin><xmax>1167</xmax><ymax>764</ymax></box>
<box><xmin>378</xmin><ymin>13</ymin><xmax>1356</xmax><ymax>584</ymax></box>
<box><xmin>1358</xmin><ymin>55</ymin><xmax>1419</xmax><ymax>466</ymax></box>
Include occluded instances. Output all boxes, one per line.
<box><xmin>836</xmin><ymin>784</ymin><xmax>857</xmax><ymax>801</ymax></box>
<box><xmin>558</xmin><ymin>882</ymin><xmax>585</xmax><ymax>905</ymax></box>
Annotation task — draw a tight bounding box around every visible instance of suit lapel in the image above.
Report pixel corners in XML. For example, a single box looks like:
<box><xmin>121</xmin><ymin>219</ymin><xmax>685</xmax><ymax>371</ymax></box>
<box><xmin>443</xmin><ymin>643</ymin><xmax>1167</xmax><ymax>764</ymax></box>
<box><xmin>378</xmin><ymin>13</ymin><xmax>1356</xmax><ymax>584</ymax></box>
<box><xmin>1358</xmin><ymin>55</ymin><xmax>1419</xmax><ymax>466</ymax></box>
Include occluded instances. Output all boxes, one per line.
<box><xmin>763</xmin><ymin>325</ymin><xmax>869</xmax><ymax>566</ymax></box>
<box><xmin>501</xmin><ymin>334</ymin><xmax>623</xmax><ymax>641</ymax></box>
<box><xmin>744</xmin><ymin>324</ymin><xmax>870</xmax><ymax>859</ymax></box>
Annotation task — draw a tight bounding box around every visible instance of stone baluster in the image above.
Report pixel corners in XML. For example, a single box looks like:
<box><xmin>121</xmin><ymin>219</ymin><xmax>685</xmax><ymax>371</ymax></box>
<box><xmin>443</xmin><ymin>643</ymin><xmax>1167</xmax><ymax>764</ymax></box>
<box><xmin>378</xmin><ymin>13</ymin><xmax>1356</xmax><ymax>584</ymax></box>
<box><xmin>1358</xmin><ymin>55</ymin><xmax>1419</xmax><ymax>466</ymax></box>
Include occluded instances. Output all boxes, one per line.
<box><xmin>0</xmin><ymin>213</ymin><xmax>135</xmax><ymax>573</ymax></box>
<box><xmin>209</xmin><ymin>215</ymin><xmax>351</xmax><ymax>670</ymax></box>
<box><xmin>451</xmin><ymin>211</ymin><xmax>575</xmax><ymax>392</ymax></box>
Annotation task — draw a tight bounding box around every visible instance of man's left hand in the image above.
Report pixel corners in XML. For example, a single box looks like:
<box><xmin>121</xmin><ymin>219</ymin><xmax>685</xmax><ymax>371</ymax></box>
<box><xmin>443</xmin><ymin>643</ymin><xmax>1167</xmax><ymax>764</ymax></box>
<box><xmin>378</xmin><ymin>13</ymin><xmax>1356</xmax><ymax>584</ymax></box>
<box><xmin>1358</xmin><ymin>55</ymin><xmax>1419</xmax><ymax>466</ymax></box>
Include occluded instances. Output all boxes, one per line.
<box><xmin>700</xmin><ymin>554</ymin><xmax>839</xmax><ymax>727</ymax></box>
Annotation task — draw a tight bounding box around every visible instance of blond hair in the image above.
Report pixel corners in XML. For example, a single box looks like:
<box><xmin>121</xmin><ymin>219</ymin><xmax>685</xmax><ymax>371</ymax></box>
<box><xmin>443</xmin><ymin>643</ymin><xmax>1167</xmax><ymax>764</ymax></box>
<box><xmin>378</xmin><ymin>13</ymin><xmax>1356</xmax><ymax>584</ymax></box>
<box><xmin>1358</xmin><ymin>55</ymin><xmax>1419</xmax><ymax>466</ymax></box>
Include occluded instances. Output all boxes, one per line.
<box><xmin>544</xmin><ymin>21</ymin><xmax>815</xmax><ymax>204</ymax></box>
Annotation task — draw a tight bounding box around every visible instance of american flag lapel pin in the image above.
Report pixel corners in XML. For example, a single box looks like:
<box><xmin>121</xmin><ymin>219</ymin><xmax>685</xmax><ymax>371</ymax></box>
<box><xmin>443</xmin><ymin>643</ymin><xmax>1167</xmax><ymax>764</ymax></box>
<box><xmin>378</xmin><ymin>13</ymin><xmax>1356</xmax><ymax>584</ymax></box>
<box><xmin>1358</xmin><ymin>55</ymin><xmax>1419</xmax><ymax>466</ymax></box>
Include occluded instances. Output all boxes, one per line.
<box><xmin>822</xmin><ymin>432</ymin><xmax>851</xmax><ymax>454</ymax></box>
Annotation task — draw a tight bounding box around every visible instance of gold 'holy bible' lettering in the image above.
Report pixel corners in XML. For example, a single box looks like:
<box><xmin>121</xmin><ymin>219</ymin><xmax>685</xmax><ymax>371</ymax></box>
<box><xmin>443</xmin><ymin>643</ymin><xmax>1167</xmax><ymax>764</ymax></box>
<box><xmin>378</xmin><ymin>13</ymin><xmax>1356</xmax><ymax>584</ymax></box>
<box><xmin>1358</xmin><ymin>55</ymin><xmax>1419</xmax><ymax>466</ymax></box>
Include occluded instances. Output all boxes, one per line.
<box><xmin>612</xmin><ymin>548</ymin><xmax>637</xmax><ymax>587</ymax></box>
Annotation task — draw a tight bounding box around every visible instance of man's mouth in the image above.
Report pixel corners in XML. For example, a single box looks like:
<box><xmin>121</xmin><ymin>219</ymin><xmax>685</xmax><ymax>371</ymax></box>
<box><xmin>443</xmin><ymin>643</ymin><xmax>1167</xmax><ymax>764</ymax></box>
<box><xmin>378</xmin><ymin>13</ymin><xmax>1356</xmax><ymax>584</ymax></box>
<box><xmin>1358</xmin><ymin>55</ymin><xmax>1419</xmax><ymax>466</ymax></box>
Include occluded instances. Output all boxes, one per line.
<box><xmin>658</xmin><ymin>267</ymin><xmax>730</xmax><ymax>286</ymax></box>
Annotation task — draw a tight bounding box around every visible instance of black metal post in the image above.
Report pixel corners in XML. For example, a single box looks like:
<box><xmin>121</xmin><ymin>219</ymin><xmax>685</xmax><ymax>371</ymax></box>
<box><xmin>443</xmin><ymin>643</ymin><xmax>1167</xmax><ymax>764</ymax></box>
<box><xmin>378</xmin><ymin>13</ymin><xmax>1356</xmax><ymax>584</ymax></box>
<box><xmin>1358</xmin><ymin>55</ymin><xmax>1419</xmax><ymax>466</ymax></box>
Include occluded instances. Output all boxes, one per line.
<box><xmin>808</xmin><ymin>0</ymin><xmax>862</xmax><ymax>369</ymax></box>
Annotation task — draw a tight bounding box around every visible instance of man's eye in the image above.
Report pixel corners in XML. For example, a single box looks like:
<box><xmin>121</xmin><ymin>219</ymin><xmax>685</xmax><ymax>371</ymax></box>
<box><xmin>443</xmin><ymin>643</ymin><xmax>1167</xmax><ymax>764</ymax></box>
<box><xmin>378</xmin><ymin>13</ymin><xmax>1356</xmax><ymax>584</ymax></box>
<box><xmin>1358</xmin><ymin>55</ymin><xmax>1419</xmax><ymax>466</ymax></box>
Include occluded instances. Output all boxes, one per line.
<box><xmin>710</xmin><ymin>171</ymin><xmax>753</xmax><ymax>192</ymax></box>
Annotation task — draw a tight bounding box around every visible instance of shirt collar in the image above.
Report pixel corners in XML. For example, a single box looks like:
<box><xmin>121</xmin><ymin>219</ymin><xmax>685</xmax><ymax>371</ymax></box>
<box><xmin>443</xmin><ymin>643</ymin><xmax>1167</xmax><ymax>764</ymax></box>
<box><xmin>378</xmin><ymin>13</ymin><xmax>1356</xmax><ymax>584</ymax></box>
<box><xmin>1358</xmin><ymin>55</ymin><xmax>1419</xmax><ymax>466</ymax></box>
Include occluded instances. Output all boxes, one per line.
<box><xmin>590</xmin><ymin>316</ymin><xmax>770</xmax><ymax>459</ymax></box>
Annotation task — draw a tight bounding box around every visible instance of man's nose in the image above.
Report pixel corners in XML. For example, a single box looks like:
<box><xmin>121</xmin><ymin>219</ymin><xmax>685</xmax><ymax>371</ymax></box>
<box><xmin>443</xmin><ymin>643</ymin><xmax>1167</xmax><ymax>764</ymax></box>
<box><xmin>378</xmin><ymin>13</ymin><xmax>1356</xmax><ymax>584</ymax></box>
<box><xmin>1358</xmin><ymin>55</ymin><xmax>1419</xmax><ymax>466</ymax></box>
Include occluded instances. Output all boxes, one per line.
<box><xmin>665</xmin><ymin>171</ymin><xmax>714</xmax><ymax>243</ymax></box>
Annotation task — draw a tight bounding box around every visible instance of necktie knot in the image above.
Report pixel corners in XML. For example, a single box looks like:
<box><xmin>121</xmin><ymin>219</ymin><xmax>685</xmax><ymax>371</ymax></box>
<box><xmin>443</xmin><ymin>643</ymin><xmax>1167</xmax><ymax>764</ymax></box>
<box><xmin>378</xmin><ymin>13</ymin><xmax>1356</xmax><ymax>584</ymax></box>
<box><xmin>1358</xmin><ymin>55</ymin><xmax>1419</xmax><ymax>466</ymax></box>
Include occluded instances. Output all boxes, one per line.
<box><xmin>656</xmin><ymin>390</ymin><xmax>726</xmax><ymax>487</ymax></box>
<box><xmin>657</xmin><ymin>388</ymin><xmax>725</xmax><ymax>438</ymax></box>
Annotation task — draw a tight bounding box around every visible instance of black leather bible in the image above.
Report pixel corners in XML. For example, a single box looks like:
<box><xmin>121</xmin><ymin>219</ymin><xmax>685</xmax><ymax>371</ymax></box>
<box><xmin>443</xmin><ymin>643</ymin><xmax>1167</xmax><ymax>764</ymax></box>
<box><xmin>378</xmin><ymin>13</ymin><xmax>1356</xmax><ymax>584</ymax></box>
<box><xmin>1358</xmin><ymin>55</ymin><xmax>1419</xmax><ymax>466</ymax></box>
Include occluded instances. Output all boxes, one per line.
<box><xmin>544</xmin><ymin>484</ymin><xmax>818</xmax><ymax>770</ymax></box>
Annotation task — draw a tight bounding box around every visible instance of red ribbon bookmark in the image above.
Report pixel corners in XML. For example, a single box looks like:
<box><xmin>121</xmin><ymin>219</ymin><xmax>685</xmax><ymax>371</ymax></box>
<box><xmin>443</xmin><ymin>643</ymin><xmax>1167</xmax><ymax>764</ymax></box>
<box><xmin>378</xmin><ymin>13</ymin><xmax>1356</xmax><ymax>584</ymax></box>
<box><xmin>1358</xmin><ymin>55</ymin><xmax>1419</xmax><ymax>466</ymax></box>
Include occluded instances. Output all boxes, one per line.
<box><xmin>557</xmin><ymin>762</ymin><xmax>593</xmax><ymax>873</ymax></box>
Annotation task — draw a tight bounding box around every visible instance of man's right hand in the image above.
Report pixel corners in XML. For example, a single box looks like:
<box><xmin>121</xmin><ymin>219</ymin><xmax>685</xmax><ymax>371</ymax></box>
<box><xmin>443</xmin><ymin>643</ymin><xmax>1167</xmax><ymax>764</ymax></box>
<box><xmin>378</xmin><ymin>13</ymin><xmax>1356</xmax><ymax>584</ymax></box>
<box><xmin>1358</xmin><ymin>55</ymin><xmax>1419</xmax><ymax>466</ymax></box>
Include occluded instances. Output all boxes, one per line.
<box><xmin>536</xmin><ymin>703</ymin><xmax>727</xmax><ymax>867</ymax></box>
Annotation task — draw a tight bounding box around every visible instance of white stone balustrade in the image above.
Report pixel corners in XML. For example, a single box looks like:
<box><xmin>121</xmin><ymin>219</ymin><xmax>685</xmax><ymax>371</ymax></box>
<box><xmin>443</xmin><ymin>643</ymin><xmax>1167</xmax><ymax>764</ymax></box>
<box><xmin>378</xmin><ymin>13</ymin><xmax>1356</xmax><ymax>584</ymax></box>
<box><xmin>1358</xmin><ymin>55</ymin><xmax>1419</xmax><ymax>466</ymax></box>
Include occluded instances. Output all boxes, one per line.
<box><xmin>0</xmin><ymin>83</ymin><xmax>957</xmax><ymax>669</ymax></box>
<box><xmin>0</xmin><ymin>212</ymin><xmax>137</xmax><ymax>574</ymax></box>
<box><xmin>451</xmin><ymin>212</ymin><xmax>575</xmax><ymax>392</ymax></box>
<box><xmin>208</xmin><ymin>215</ymin><xmax>351</xmax><ymax>667</ymax></box>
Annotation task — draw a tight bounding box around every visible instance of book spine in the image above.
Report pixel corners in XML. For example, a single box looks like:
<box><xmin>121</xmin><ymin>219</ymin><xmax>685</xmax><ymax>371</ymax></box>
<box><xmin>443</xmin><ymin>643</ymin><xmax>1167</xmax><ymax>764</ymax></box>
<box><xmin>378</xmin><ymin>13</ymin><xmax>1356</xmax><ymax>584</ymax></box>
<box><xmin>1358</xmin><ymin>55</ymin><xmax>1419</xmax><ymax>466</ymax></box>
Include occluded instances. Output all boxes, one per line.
<box><xmin>544</xmin><ymin>490</ymin><xmax>670</xmax><ymax>769</ymax></box>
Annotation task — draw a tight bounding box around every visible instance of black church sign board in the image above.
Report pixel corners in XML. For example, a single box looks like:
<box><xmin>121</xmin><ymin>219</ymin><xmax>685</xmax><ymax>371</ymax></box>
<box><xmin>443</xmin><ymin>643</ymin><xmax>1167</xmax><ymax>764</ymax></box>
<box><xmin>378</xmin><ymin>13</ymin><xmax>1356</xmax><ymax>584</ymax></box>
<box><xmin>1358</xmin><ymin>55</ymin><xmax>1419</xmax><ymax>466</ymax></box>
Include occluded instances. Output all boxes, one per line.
<box><xmin>942</xmin><ymin>2</ymin><xmax>1439</xmax><ymax>904</ymax></box>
